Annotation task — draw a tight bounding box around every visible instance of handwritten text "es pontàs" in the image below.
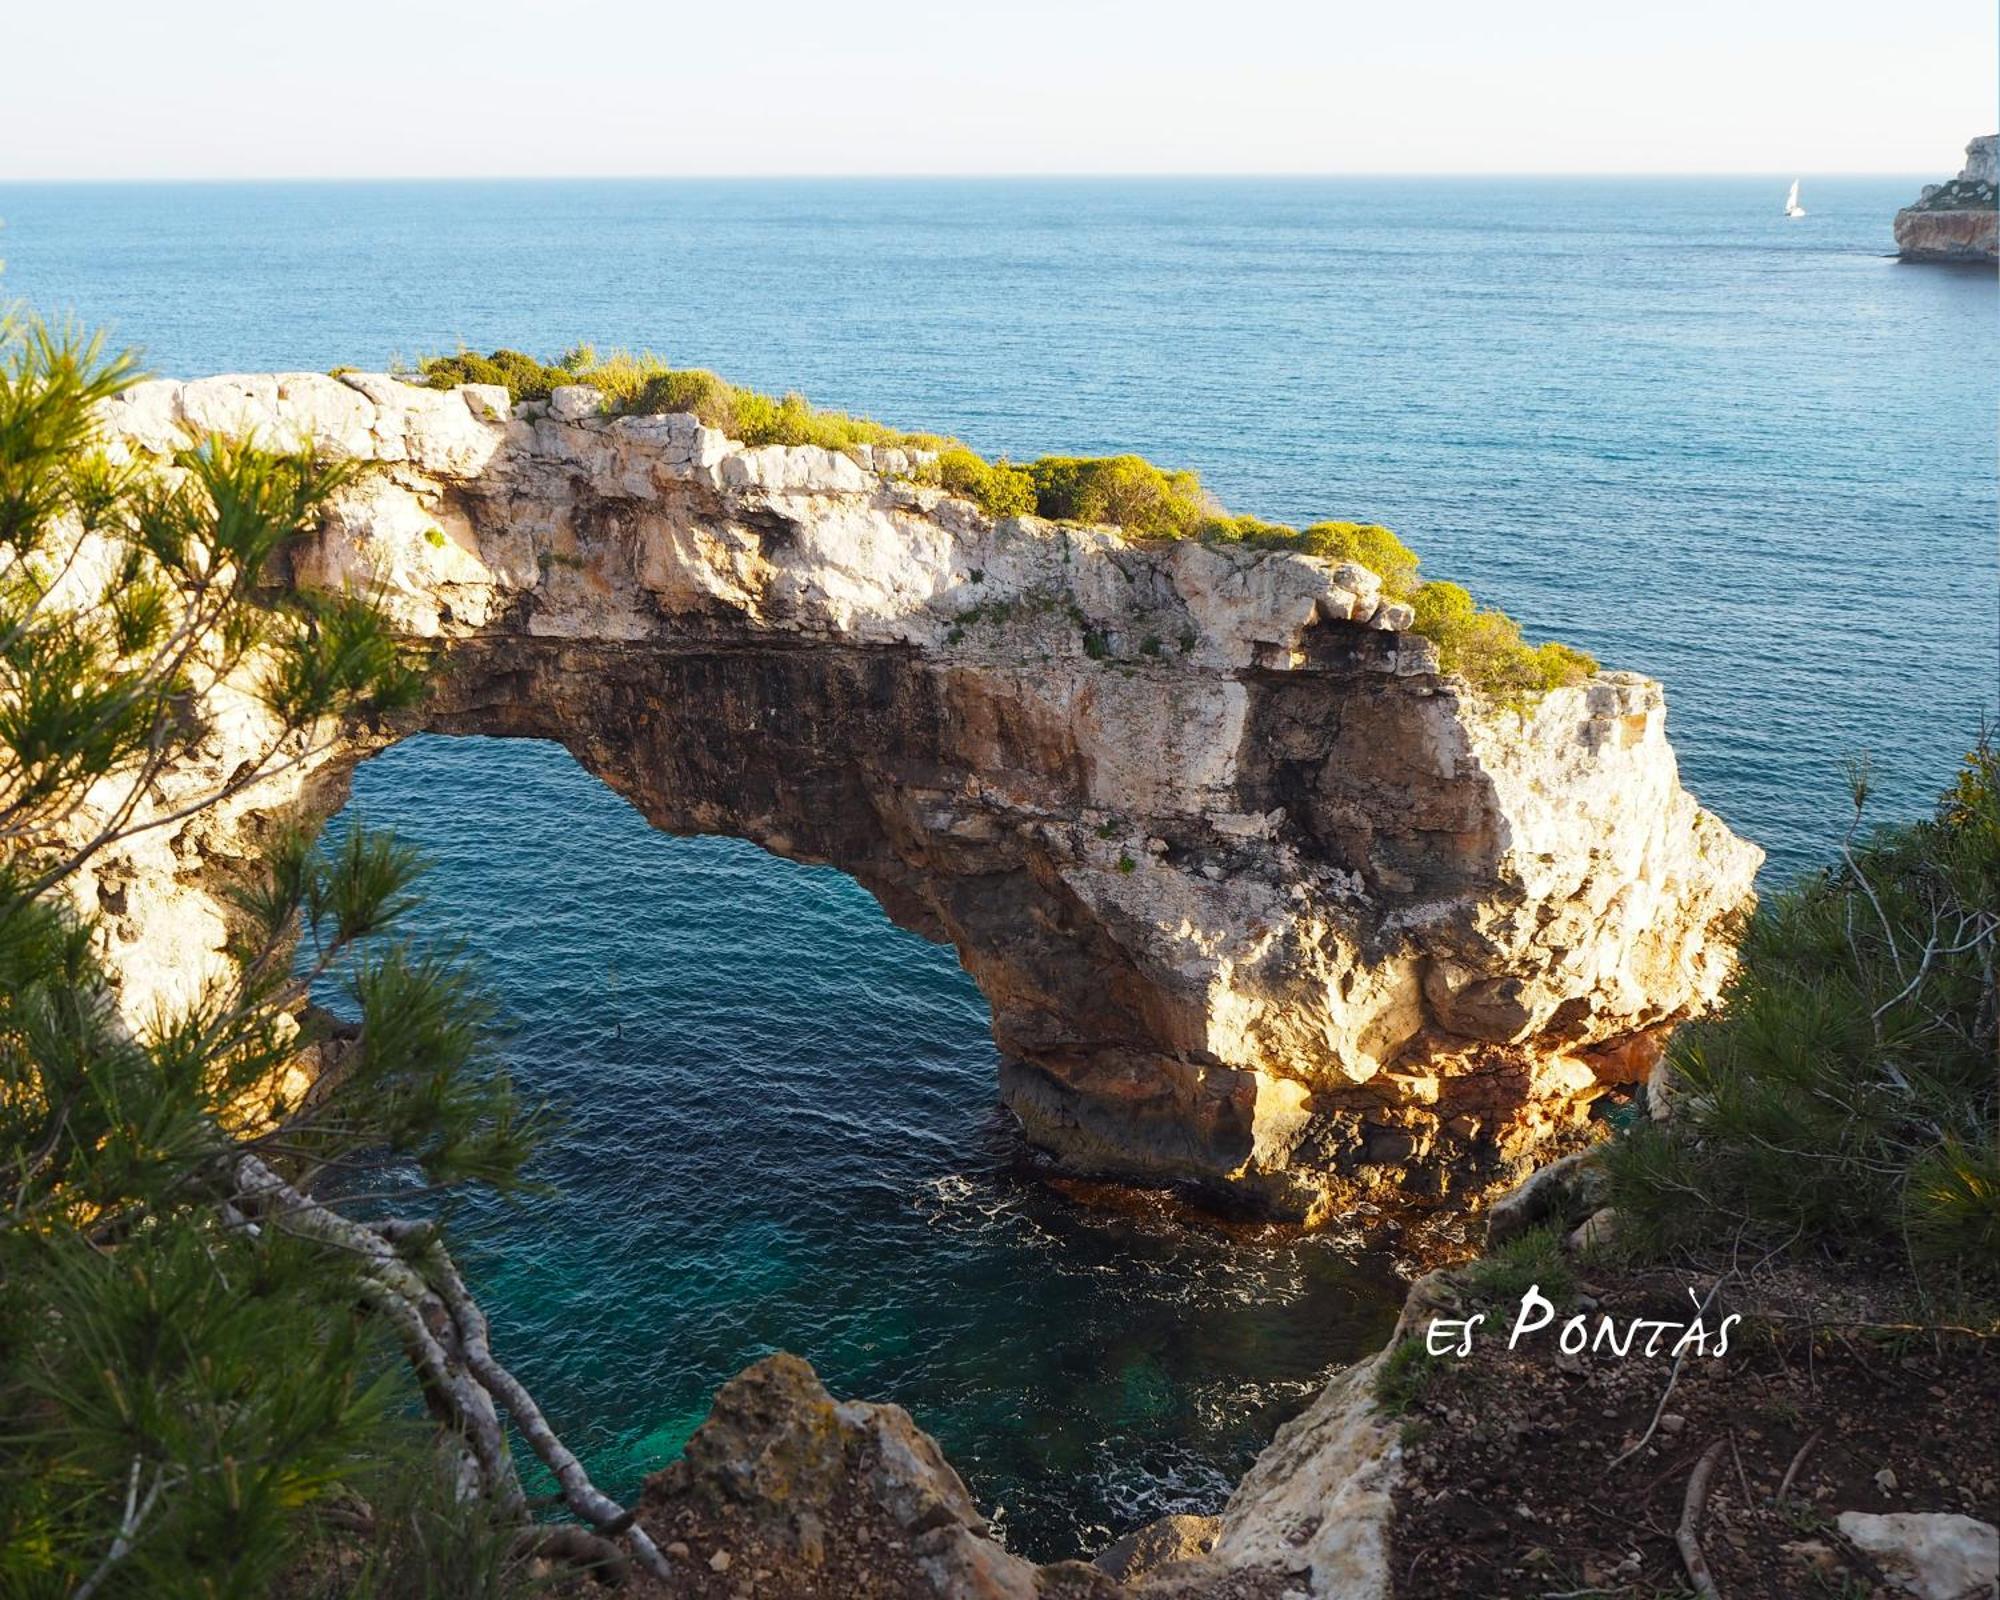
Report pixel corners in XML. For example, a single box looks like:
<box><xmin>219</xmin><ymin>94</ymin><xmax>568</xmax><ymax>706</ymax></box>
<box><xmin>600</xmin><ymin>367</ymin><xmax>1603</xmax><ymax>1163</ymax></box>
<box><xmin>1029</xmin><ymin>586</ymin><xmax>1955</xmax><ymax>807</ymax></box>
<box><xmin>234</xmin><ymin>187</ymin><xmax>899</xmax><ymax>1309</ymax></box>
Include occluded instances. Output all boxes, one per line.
<box><xmin>1424</xmin><ymin>1286</ymin><xmax>1741</xmax><ymax>1361</ymax></box>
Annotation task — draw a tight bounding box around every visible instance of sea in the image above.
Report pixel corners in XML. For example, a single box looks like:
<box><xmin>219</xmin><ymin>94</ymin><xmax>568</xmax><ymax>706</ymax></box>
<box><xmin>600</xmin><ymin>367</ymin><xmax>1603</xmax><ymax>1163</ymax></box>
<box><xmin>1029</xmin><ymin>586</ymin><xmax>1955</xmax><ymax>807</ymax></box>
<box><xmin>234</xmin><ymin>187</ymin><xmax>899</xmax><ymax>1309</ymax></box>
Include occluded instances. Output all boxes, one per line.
<box><xmin>2</xmin><ymin>176</ymin><xmax>1992</xmax><ymax>1558</ymax></box>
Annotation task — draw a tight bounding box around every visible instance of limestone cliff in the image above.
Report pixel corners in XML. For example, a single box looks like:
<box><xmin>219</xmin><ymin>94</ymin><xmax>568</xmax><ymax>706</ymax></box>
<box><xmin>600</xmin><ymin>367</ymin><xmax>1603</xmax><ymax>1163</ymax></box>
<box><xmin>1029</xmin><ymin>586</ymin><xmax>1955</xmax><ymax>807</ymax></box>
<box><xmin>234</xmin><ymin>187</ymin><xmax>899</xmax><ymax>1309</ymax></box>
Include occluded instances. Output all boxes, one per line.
<box><xmin>1894</xmin><ymin>135</ymin><xmax>1999</xmax><ymax>263</ymax></box>
<box><xmin>82</xmin><ymin>371</ymin><xmax>1760</xmax><ymax>1219</ymax></box>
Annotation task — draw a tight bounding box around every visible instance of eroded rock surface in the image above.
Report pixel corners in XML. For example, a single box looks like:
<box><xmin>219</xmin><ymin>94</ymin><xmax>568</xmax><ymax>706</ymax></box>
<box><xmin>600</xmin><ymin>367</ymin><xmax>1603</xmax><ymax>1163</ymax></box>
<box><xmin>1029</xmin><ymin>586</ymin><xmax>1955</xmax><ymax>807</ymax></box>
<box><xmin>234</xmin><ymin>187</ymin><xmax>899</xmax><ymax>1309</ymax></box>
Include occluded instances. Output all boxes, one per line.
<box><xmin>1093</xmin><ymin>1516</ymin><xmax>1220</xmax><ymax>1585</ymax></box>
<box><xmin>1895</xmin><ymin>135</ymin><xmax>1999</xmax><ymax>263</ymax></box>
<box><xmin>632</xmin><ymin>1354</ymin><xmax>1113</xmax><ymax>1599</ymax></box>
<box><xmin>83</xmin><ymin>371</ymin><xmax>1761</xmax><ymax>1217</ymax></box>
<box><xmin>1205</xmin><ymin>1353</ymin><xmax>1399</xmax><ymax>1599</ymax></box>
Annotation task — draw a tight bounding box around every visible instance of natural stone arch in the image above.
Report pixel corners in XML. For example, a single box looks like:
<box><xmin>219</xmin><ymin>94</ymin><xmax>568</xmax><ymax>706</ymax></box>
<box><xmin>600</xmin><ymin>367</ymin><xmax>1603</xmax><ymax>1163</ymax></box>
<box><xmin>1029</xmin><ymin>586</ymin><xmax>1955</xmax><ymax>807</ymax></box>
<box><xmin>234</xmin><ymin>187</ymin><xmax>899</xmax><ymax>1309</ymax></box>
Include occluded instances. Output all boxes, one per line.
<box><xmin>82</xmin><ymin>371</ymin><xmax>1762</xmax><ymax>1219</ymax></box>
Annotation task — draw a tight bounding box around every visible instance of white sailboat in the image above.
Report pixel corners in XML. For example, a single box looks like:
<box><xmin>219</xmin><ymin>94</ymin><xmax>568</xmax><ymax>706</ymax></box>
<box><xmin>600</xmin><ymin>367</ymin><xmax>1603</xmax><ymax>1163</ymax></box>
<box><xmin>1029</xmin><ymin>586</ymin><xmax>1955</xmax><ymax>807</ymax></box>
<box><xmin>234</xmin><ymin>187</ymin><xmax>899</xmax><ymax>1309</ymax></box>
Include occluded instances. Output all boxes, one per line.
<box><xmin>1784</xmin><ymin>179</ymin><xmax>1807</xmax><ymax>218</ymax></box>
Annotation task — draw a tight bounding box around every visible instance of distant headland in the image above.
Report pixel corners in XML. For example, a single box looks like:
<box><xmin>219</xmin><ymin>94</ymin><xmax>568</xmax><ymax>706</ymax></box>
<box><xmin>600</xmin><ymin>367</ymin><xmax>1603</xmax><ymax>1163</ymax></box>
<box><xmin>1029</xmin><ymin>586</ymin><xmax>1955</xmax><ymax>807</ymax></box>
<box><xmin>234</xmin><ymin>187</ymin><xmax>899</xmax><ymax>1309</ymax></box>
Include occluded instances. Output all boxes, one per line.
<box><xmin>1894</xmin><ymin>134</ymin><xmax>1999</xmax><ymax>262</ymax></box>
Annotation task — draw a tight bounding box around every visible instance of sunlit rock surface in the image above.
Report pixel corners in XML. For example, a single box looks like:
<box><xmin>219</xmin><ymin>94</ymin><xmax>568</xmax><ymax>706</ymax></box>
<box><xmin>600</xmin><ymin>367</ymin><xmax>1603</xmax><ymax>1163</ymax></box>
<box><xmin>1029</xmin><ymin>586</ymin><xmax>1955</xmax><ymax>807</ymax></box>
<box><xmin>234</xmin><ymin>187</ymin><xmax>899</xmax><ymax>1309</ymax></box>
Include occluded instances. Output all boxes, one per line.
<box><xmin>84</xmin><ymin>372</ymin><xmax>1760</xmax><ymax>1219</ymax></box>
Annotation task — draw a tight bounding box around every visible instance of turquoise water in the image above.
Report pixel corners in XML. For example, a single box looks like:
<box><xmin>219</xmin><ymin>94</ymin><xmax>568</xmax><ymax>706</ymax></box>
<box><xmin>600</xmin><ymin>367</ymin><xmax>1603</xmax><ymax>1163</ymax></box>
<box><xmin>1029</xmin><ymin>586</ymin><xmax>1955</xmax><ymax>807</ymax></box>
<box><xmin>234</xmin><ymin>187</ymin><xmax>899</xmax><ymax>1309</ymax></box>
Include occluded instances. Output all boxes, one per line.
<box><xmin>3</xmin><ymin>177</ymin><xmax>1993</xmax><ymax>1555</ymax></box>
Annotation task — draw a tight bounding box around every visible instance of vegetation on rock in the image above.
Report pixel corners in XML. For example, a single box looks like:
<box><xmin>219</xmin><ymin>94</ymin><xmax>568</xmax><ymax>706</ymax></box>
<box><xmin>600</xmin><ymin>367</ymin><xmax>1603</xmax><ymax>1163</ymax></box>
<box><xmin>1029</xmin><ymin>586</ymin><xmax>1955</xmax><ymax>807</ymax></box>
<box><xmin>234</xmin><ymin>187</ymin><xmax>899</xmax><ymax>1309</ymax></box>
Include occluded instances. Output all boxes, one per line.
<box><xmin>1459</xmin><ymin>1222</ymin><xmax>1577</xmax><ymax>1309</ymax></box>
<box><xmin>920</xmin><ymin>446</ymin><xmax>1037</xmax><ymax>518</ymax></box>
<box><xmin>1216</xmin><ymin>518</ymin><xmax>1424</xmax><ymax>597</ymax></box>
<box><xmin>416</xmin><ymin>348</ymin><xmax>1597</xmax><ymax>698</ymax></box>
<box><xmin>1410</xmin><ymin>581</ymin><xmax>1601</xmax><ymax>700</ymax></box>
<box><xmin>1373</xmin><ymin>1335</ymin><xmax>1447</xmax><ymax>1417</ymax></box>
<box><xmin>420</xmin><ymin>346</ymin><xmax>950</xmax><ymax>455</ymax></box>
<box><xmin>1021</xmin><ymin>453</ymin><xmax>1208</xmax><ymax>536</ymax></box>
<box><xmin>412</xmin><ymin>346</ymin><xmax>578</xmax><ymax>404</ymax></box>
<box><xmin>1902</xmin><ymin>177</ymin><xmax>1999</xmax><ymax>213</ymax></box>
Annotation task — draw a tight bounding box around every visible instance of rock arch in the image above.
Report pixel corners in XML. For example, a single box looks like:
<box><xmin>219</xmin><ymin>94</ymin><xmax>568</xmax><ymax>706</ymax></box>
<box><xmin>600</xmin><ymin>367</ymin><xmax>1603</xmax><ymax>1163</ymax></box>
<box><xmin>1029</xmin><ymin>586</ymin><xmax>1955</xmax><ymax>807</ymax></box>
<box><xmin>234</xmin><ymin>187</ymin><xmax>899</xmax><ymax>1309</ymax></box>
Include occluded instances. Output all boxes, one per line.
<box><xmin>85</xmin><ymin>372</ymin><xmax>1761</xmax><ymax>1219</ymax></box>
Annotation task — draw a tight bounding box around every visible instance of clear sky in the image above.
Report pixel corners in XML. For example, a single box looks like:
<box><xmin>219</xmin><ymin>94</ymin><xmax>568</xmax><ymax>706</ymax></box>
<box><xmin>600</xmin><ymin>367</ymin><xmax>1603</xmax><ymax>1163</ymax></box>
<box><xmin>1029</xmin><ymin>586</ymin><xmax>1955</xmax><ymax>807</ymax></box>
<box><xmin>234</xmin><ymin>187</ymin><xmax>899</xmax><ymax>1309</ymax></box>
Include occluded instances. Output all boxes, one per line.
<box><xmin>6</xmin><ymin>0</ymin><xmax>1995</xmax><ymax>180</ymax></box>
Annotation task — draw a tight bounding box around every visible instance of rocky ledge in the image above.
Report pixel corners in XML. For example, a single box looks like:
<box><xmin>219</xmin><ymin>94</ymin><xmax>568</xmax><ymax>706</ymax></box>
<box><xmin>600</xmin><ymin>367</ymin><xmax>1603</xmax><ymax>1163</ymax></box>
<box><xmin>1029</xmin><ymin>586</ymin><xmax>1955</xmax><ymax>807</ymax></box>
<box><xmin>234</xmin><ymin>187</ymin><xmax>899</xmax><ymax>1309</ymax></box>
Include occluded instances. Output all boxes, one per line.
<box><xmin>84</xmin><ymin>371</ymin><xmax>1760</xmax><ymax>1220</ymax></box>
<box><xmin>1894</xmin><ymin>135</ymin><xmax>1999</xmax><ymax>263</ymax></box>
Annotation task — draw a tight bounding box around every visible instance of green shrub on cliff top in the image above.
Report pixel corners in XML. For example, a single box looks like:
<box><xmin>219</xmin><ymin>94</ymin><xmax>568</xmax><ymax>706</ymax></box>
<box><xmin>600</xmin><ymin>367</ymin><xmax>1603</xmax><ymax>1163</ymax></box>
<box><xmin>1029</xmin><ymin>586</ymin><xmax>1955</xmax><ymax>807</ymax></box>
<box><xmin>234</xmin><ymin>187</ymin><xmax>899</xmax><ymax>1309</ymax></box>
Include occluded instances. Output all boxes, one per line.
<box><xmin>1207</xmin><ymin>518</ymin><xmax>1424</xmax><ymax>602</ymax></box>
<box><xmin>989</xmin><ymin>473</ymin><xmax>1592</xmax><ymax>696</ymax></box>
<box><xmin>1204</xmin><ymin>517</ymin><xmax>1590</xmax><ymax>691</ymax></box>
<box><xmin>420</xmin><ymin>346</ymin><xmax>950</xmax><ymax>456</ymax></box>
<box><xmin>1297</xmin><ymin>522</ymin><xmax>1424</xmax><ymax>600</ymax></box>
<box><xmin>922</xmin><ymin>448</ymin><xmax>1038</xmax><ymax>518</ymax></box>
<box><xmin>1411</xmin><ymin>581</ymin><xmax>1599</xmax><ymax>697</ymax></box>
<box><xmin>1026</xmin><ymin>454</ymin><xmax>1210</xmax><ymax>538</ymax></box>
<box><xmin>574</xmin><ymin>347</ymin><xmax>955</xmax><ymax>454</ymax></box>
<box><xmin>415</xmin><ymin>347</ymin><xmax>1595</xmax><ymax>698</ymax></box>
<box><xmin>418</xmin><ymin>346</ymin><xmax>579</xmax><ymax>402</ymax></box>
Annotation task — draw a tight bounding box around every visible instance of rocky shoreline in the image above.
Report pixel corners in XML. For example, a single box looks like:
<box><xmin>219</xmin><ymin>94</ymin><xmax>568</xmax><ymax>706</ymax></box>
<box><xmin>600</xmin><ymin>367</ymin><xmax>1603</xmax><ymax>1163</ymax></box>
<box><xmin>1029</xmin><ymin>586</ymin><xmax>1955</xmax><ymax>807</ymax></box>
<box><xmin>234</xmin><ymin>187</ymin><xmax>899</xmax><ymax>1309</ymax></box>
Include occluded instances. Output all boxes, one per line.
<box><xmin>1894</xmin><ymin>135</ymin><xmax>1998</xmax><ymax>263</ymax></box>
<box><xmin>593</xmin><ymin>1150</ymin><xmax>1995</xmax><ymax>1600</ymax></box>
<box><xmin>612</xmin><ymin>1340</ymin><xmax>1404</xmax><ymax>1599</ymax></box>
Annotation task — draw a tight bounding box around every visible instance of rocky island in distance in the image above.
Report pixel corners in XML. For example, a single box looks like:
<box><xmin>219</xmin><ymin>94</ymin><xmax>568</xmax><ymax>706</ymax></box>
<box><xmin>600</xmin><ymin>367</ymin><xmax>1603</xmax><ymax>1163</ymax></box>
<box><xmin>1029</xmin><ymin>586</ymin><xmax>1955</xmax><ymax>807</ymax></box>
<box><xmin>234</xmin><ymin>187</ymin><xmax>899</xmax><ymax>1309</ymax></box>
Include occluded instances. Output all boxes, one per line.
<box><xmin>1894</xmin><ymin>133</ymin><xmax>1999</xmax><ymax>261</ymax></box>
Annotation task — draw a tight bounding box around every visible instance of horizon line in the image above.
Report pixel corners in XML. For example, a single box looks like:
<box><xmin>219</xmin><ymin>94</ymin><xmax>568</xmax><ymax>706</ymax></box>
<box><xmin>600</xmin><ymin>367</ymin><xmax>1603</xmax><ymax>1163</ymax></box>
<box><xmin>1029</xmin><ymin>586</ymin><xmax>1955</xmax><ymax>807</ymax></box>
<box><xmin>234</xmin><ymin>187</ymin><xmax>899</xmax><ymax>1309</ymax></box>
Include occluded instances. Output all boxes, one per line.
<box><xmin>0</xmin><ymin>168</ymin><xmax>1949</xmax><ymax>187</ymax></box>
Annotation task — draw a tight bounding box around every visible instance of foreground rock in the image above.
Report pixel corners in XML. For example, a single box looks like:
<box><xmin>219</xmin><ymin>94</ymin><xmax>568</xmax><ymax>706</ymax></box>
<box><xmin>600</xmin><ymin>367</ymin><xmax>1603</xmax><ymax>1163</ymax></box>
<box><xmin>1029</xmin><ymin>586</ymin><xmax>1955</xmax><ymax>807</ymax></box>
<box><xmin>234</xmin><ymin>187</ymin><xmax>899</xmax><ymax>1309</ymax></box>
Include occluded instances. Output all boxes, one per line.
<box><xmin>620</xmin><ymin>1174</ymin><xmax>1999</xmax><ymax>1599</ymax></box>
<box><xmin>631</xmin><ymin>1354</ymin><xmax>1108</xmax><ymax>1599</ymax></box>
<box><xmin>1093</xmin><ymin>1516</ymin><xmax>1219</xmax><ymax>1584</ymax></box>
<box><xmin>1835</xmin><ymin>1511</ymin><xmax>1998</xmax><ymax>1600</ymax></box>
<box><xmin>83</xmin><ymin>372</ymin><xmax>1760</xmax><ymax>1218</ymax></box>
<box><xmin>1894</xmin><ymin>135</ymin><xmax>1999</xmax><ymax>262</ymax></box>
<box><xmin>1203</xmin><ymin>1354</ymin><xmax>1400</xmax><ymax>1598</ymax></box>
<box><xmin>631</xmin><ymin>1353</ymin><xmax>1357</xmax><ymax>1599</ymax></box>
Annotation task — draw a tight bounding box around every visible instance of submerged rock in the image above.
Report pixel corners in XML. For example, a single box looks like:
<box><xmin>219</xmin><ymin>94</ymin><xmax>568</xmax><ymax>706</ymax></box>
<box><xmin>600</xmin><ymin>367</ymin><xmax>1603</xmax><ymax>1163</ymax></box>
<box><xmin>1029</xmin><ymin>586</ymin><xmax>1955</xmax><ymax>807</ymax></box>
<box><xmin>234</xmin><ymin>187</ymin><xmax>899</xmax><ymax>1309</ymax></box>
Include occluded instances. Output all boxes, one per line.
<box><xmin>1093</xmin><ymin>1515</ymin><xmax>1220</xmax><ymax>1583</ymax></box>
<box><xmin>82</xmin><ymin>373</ymin><xmax>1760</xmax><ymax>1218</ymax></box>
<box><xmin>1894</xmin><ymin>135</ymin><xmax>1999</xmax><ymax>262</ymax></box>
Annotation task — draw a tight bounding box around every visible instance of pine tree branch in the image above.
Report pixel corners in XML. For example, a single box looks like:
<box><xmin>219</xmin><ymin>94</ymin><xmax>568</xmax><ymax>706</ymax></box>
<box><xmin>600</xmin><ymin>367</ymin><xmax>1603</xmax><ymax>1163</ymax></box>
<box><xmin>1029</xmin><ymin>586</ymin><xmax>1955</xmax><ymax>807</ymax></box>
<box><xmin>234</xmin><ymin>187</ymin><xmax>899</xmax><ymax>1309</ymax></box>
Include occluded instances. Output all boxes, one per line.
<box><xmin>223</xmin><ymin>1153</ymin><xmax>667</xmax><ymax>1577</ymax></box>
<box><xmin>422</xmin><ymin>1244</ymin><xmax>670</xmax><ymax>1580</ymax></box>
<box><xmin>226</xmin><ymin>1153</ymin><xmax>526</xmax><ymax>1515</ymax></box>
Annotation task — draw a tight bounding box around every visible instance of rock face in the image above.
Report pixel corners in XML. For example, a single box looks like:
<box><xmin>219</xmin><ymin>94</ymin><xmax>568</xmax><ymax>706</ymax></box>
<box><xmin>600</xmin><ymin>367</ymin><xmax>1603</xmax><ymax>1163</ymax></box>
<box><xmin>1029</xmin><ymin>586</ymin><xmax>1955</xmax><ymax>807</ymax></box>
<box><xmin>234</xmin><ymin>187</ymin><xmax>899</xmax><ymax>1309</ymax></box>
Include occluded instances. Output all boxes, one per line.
<box><xmin>1203</xmin><ymin>1352</ymin><xmax>1399</xmax><ymax>1598</ymax></box>
<box><xmin>83</xmin><ymin>372</ymin><xmax>1761</xmax><ymax>1218</ymax></box>
<box><xmin>634</xmin><ymin>1353</ymin><xmax>1113</xmax><ymax>1598</ymax></box>
<box><xmin>1093</xmin><ymin>1516</ymin><xmax>1221</xmax><ymax>1585</ymax></box>
<box><xmin>1894</xmin><ymin>135</ymin><xmax>1999</xmax><ymax>262</ymax></box>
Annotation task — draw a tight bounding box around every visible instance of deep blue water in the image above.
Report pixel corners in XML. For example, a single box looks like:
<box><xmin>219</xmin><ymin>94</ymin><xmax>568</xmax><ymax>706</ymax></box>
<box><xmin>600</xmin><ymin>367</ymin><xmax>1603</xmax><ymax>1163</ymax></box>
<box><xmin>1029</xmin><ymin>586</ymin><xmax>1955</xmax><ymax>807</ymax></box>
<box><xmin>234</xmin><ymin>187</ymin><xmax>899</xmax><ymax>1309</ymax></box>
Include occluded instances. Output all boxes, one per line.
<box><xmin>3</xmin><ymin>177</ymin><xmax>1993</xmax><ymax>1556</ymax></box>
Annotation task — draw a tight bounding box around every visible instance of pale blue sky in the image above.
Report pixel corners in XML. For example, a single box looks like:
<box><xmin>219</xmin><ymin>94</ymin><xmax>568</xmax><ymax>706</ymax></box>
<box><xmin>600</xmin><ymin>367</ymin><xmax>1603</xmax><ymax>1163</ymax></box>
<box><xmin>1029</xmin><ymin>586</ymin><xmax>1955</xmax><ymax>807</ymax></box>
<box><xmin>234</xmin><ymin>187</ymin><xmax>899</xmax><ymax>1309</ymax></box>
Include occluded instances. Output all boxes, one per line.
<box><xmin>7</xmin><ymin>0</ymin><xmax>1995</xmax><ymax>179</ymax></box>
